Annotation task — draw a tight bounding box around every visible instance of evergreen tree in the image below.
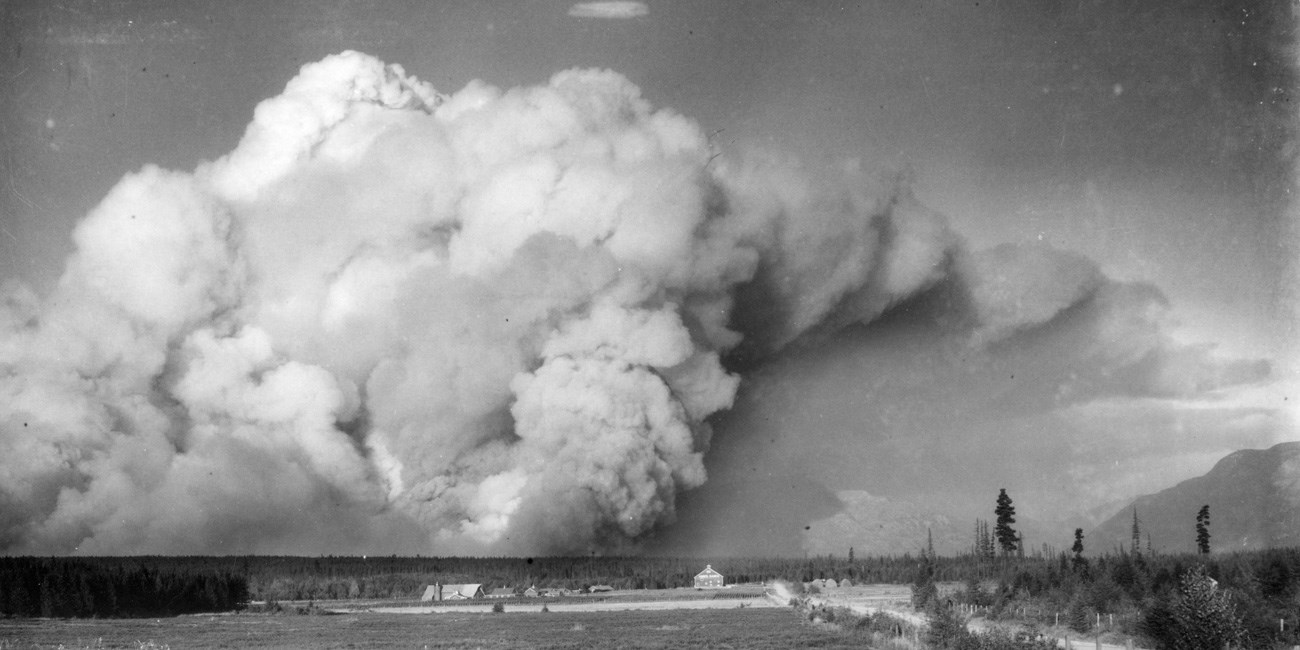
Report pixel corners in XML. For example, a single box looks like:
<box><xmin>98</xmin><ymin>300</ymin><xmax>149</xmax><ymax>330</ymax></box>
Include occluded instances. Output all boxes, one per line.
<box><xmin>1195</xmin><ymin>505</ymin><xmax>1211</xmax><ymax>554</ymax></box>
<box><xmin>982</xmin><ymin>520</ymin><xmax>994</xmax><ymax>559</ymax></box>
<box><xmin>994</xmin><ymin>489</ymin><xmax>1018</xmax><ymax>555</ymax></box>
<box><xmin>1167</xmin><ymin>565</ymin><xmax>1245</xmax><ymax>649</ymax></box>
<box><xmin>1071</xmin><ymin>528</ymin><xmax>1089</xmax><ymax>573</ymax></box>
<box><xmin>911</xmin><ymin>553</ymin><xmax>939</xmax><ymax>610</ymax></box>
<box><xmin>1067</xmin><ymin>593</ymin><xmax>1093</xmax><ymax>633</ymax></box>
<box><xmin>1131</xmin><ymin>507</ymin><xmax>1142</xmax><ymax>556</ymax></box>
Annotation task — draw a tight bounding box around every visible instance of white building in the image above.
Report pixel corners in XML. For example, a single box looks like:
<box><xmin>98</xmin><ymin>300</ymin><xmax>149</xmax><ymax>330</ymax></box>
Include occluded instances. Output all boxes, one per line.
<box><xmin>693</xmin><ymin>565</ymin><xmax>724</xmax><ymax>589</ymax></box>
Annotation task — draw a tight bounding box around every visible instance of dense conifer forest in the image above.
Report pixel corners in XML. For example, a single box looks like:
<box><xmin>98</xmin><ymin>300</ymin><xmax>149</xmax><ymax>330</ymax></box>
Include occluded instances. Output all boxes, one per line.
<box><xmin>0</xmin><ymin>557</ymin><xmax>248</xmax><ymax>618</ymax></box>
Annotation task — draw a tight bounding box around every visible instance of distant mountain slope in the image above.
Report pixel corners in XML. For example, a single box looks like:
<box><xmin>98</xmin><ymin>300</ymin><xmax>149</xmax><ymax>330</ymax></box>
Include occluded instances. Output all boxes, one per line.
<box><xmin>1087</xmin><ymin>441</ymin><xmax>1300</xmax><ymax>554</ymax></box>
<box><xmin>801</xmin><ymin>490</ymin><xmax>1067</xmax><ymax>558</ymax></box>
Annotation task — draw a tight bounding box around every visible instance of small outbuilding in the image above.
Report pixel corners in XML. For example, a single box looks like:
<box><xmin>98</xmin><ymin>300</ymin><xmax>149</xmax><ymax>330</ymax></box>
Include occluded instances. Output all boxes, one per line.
<box><xmin>693</xmin><ymin>564</ymin><xmax>724</xmax><ymax>589</ymax></box>
<box><xmin>524</xmin><ymin>585</ymin><xmax>538</xmax><ymax>598</ymax></box>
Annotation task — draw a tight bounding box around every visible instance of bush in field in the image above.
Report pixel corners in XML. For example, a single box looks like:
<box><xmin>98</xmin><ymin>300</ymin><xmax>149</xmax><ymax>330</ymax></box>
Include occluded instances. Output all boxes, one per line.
<box><xmin>924</xmin><ymin>603</ymin><xmax>1060</xmax><ymax>650</ymax></box>
<box><xmin>1142</xmin><ymin>565</ymin><xmax>1245</xmax><ymax>650</ymax></box>
<box><xmin>1065</xmin><ymin>594</ymin><xmax>1092</xmax><ymax>634</ymax></box>
<box><xmin>491</xmin><ymin>601</ymin><xmax>504</xmax><ymax>613</ymax></box>
<box><xmin>964</xmin><ymin>627</ymin><xmax>1060</xmax><ymax>650</ymax></box>
<box><xmin>1168</xmin><ymin>566</ymin><xmax>1245</xmax><ymax>650</ymax></box>
<box><xmin>926</xmin><ymin>602</ymin><xmax>969</xmax><ymax>648</ymax></box>
<box><xmin>959</xmin><ymin>576</ymin><xmax>993</xmax><ymax>608</ymax></box>
<box><xmin>912</xmin><ymin>555</ymin><xmax>939</xmax><ymax>610</ymax></box>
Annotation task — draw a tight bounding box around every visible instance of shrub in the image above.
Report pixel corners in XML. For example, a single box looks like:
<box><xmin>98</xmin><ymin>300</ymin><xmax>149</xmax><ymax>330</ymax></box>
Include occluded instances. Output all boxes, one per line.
<box><xmin>491</xmin><ymin>601</ymin><xmax>504</xmax><ymax>614</ymax></box>
<box><xmin>966</xmin><ymin>627</ymin><xmax>1060</xmax><ymax>650</ymax></box>
<box><xmin>1143</xmin><ymin>565</ymin><xmax>1245</xmax><ymax>650</ymax></box>
<box><xmin>927</xmin><ymin>602</ymin><xmax>969</xmax><ymax>648</ymax></box>
<box><xmin>1065</xmin><ymin>595</ymin><xmax>1092</xmax><ymax>634</ymax></box>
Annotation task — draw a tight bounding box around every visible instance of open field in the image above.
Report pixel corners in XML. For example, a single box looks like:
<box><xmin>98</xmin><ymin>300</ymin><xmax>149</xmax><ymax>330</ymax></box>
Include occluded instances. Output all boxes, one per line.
<box><xmin>334</xmin><ymin>584</ymin><xmax>776</xmax><ymax>614</ymax></box>
<box><xmin>0</xmin><ymin>607</ymin><xmax>873</xmax><ymax>649</ymax></box>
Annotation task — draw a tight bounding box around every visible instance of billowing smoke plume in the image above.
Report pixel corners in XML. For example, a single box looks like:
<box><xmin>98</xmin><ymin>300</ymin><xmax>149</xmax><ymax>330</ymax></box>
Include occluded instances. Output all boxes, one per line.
<box><xmin>0</xmin><ymin>52</ymin><xmax>956</xmax><ymax>554</ymax></box>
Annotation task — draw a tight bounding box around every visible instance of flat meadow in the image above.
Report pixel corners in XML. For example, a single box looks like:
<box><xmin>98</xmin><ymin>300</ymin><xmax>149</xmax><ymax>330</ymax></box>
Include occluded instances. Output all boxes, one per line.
<box><xmin>0</xmin><ymin>607</ymin><xmax>871</xmax><ymax>649</ymax></box>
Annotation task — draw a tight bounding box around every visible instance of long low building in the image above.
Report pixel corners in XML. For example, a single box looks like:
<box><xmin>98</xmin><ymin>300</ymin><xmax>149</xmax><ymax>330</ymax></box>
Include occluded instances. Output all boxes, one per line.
<box><xmin>420</xmin><ymin>583</ymin><xmax>484</xmax><ymax>601</ymax></box>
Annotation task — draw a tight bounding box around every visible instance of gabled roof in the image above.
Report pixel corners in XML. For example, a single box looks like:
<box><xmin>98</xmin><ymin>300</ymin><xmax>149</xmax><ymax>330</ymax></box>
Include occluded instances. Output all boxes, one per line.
<box><xmin>441</xmin><ymin>583</ymin><xmax>484</xmax><ymax>598</ymax></box>
<box><xmin>695</xmin><ymin>564</ymin><xmax>723</xmax><ymax>578</ymax></box>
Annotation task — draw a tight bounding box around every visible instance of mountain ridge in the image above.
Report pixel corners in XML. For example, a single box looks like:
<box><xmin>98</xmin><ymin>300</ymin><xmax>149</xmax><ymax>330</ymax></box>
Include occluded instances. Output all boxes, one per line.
<box><xmin>1086</xmin><ymin>441</ymin><xmax>1300</xmax><ymax>554</ymax></box>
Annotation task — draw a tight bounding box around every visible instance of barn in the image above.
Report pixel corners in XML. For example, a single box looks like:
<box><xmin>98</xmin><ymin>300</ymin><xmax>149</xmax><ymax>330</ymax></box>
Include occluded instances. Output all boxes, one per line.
<box><xmin>693</xmin><ymin>564</ymin><xmax>724</xmax><ymax>589</ymax></box>
<box><xmin>421</xmin><ymin>583</ymin><xmax>484</xmax><ymax>601</ymax></box>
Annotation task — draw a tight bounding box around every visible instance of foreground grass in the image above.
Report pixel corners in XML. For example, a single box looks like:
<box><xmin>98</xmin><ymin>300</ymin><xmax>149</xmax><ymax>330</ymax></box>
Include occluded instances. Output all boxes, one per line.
<box><xmin>0</xmin><ymin>607</ymin><xmax>875</xmax><ymax>649</ymax></box>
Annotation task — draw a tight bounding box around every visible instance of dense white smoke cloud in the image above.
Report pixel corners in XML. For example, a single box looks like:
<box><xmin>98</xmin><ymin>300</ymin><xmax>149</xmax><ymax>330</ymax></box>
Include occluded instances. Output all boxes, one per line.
<box><xmin>0</xmin><ymin>51</ymin><xmax>958</xmax><ymax>554</ymax></box>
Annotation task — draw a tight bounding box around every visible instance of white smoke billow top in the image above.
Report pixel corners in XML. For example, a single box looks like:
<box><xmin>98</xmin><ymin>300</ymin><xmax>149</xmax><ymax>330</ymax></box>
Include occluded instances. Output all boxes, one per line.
<box><xmin>1</xmin><ymin>50</ymin><xmax>1107</xmax><ymax>555</ymax></box>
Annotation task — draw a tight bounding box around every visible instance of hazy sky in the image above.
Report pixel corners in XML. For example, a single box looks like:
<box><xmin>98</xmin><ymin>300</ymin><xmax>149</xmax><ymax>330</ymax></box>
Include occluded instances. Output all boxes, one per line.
<box><xmin>0</xmin><ymin>1</ymin><xmax>1295</xmax><ymax>556</ymax></box>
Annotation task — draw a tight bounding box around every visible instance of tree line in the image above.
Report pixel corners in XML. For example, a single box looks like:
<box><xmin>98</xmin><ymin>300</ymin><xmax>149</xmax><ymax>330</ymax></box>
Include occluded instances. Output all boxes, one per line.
<box><xmin>0</xmin><ymin>557</ymin><xmax>248</xmax><ymax>618</ymax></box>
<box><xmin>224</xmin><ymin>554</ymin><xmax>936</xmax><ymax>600</ymax></box>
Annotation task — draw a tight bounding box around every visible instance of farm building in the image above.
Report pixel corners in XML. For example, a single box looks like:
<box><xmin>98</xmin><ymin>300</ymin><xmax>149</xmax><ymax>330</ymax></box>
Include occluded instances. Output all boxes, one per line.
<box><xmin>693</xmin><ymin>564</ymin><xmax>724</xmax><ymax>589</ymax></box>
<box><xmin>524</xmin><ymin>586</ymin><xmax>538</xmax><ymax>598</ymax></box>
<box><xmin>485</xmin><ymin>587</ymin><xmax>514</xmax><ymax>599</ymax></box>
<box><xmin>420</xmin><ymin>583</ymin><xmax>484</xmax><ymax>601</ymax></box>
<box><xmin>589</xmin><ymin>584</ymin><xmax>614</xmax><ymax>592</ymax></box>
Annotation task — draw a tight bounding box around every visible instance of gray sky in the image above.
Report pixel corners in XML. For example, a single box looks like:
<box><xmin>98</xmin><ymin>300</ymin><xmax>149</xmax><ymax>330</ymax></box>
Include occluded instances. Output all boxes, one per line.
<box><xmin>1</xmin><ymin>0</ymin><xmax>1295</xmax><ymax>555</ymax></box>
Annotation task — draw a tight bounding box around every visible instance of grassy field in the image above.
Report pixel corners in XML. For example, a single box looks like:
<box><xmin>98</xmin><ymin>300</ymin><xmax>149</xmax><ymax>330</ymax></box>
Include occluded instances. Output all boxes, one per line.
<box><xmin>317</xmin><ymin>584</ymin><xmax>771</xmax><ymax>611</ymax></box>
<box><xmin>0</xmin><ymin>607</ymin><xmax>876</xmax><ymax>649</ymax></box>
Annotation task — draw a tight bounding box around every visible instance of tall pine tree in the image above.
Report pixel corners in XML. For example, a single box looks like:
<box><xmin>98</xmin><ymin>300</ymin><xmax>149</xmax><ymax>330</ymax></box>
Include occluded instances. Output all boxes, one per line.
<box><xmin>1131</xmin><ymin>507</ymin><xmax>1142</xmax><ymax>557</ymax></box>
<box><xmin>1071</xmin><ymin>528</ymin><xmax>1088</xmax><ymax>573</ymax></box>
<box><xmin>994</xmin><ymin>489</ymin><xmax>1018</xmax><ymax>555</ymax></box>
<box><xmin>1195</xmin><ymin>504</ymin><xmax>1211</xmax><ymax>554</ymax></box>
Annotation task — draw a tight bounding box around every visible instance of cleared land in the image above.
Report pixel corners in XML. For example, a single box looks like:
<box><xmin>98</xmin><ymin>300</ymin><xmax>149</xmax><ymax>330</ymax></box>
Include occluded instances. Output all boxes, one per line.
<box><xmin>349</xmin><ymin>585</ymin><xmax>776</xmax><ymax>614</ymax></box>
<box><xmin>0</xmin><ymin>607</ymin><xmax>866</xmax><ymax>649</ymax></box>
